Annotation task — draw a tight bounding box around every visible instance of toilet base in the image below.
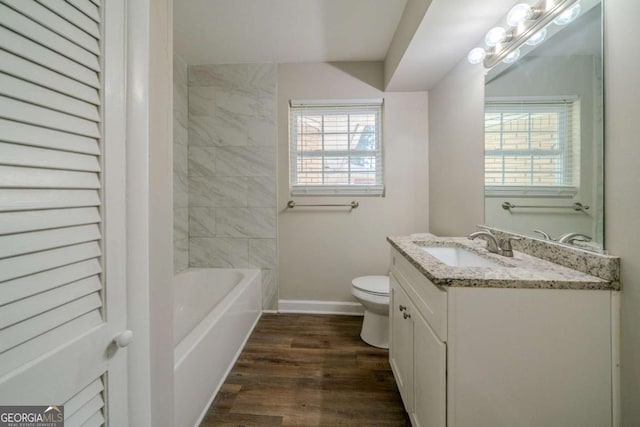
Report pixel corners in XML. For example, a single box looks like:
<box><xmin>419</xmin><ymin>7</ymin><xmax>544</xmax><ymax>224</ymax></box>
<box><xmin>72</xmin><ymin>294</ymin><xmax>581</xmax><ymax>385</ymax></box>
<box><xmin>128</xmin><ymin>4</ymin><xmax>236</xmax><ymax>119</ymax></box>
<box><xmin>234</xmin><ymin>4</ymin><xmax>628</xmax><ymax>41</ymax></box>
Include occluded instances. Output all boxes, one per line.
<box><xmin>360</xmin><ymin>310</ymin><xmax>389</xmax><ymax>349</ymax></box>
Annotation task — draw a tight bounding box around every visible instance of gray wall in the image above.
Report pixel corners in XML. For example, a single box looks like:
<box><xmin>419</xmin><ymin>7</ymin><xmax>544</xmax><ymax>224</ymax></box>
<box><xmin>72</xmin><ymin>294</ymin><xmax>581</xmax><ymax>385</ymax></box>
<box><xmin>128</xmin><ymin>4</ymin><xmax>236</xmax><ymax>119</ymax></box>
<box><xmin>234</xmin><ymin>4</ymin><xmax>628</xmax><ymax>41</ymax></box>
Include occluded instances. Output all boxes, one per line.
<box><xmin>604</xmin><ymin>0</ymin><xmax>640</xmax><ymax>424</ymax></box>
<box><xmin>277</xmin><ymin>62</ymin><xmax>429</xmax><ymax>303</ymax></box>
<box><xmin>428</xmin><ymin>58</ymin><xmax>485</xmax><ymax>236</ymax></box>
<box><xmin>187</xmin><ymin>63</ymin><xmax>278</xmax><ymax>310</ymax></box>
<box><xmin>428</xmin><ymin>0</ymin><xmax>640</xmax><ymax>423</ymax></box>
<box><xmin>173</xmin><ymin>55</ymin><xmax>189</xmax><ymax>273</ymax></box>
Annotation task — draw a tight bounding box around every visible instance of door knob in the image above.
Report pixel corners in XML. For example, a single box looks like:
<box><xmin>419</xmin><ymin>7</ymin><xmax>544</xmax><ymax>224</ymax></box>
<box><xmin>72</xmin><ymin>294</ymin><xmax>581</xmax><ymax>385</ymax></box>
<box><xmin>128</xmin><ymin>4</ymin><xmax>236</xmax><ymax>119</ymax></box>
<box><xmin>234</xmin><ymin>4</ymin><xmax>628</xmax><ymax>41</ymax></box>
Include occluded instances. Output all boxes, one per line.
<box><xmin>399</xmin><ymin>305</ymin><xmax>407</xmax><ymax>312</ymax></box>
<box><xmin>403</xmin><ymin>312</ymin><xmax>411</xmax><ymax>320</ymax></box>
<box><xmin>114</xmin><ymin>330</ymin><xmax>134</xmax><ymax>348</ymax></box>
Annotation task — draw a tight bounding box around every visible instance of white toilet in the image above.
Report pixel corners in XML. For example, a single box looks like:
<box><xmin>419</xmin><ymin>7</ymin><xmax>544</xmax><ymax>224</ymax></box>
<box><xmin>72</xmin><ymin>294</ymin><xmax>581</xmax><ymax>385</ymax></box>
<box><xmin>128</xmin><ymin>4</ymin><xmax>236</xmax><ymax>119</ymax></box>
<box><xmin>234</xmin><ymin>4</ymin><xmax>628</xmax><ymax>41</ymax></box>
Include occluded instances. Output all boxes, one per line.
<box><xmin>351</xmin><ymin>275</ymin><xmax>390</xmax><ymax>349</ymax></box>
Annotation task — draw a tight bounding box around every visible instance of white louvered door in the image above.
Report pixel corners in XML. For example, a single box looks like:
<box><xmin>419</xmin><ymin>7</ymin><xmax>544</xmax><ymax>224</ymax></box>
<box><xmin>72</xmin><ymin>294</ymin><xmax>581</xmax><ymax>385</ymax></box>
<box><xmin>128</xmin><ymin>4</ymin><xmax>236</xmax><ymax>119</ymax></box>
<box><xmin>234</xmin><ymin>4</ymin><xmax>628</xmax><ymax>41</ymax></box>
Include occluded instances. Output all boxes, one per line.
<box><xmin>0</xmin><ymin>1</ymin><xmax>128</xmax><ymax>426</ymax></box>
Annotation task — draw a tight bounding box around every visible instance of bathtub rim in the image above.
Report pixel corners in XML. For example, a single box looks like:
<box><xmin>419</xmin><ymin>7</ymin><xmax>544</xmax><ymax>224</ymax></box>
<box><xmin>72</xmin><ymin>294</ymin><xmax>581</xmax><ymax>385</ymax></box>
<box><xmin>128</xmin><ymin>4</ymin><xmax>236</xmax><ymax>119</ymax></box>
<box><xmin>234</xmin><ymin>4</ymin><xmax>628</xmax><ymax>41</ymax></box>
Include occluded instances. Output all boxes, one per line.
<box><xmin>173</xmin><ymin>267</ymin><xmax>261</xmax><ymax>368</ymax></box>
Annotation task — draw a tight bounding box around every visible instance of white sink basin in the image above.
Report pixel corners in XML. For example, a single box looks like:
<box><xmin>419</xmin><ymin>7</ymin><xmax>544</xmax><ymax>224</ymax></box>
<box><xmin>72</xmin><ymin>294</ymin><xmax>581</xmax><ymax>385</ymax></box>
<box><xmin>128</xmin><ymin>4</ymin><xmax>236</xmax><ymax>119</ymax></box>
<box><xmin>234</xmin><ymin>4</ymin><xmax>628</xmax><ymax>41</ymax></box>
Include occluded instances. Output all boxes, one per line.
<box><xmin>421</xmin><ymin>246</ymin><xmax>504</xmax><ymax>268</ymax></box>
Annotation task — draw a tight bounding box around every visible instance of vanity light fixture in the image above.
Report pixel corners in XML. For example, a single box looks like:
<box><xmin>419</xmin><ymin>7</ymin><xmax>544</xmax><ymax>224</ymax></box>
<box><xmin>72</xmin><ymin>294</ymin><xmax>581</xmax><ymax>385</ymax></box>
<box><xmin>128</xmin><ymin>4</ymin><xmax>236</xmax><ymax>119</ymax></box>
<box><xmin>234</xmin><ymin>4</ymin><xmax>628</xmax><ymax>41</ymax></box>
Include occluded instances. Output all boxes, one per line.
<box><xmin>553</xmin><ymin>2</ymin><xmax>581</xmax><ymax>25</ymax></box>
<box><xmin>485</xmin><ymin>26</ymin><xmax>508</xmax><ymax>47</ymax></box>
<box><xmin>467</xmin><ymin>47</ymin><xmax>487</xmax><ymax>64</ymax></box>
<box><xmin>502</xmin><ymin>48</ymin><xmax>521</xmax><ymax>63</ymax></box>
<box><xmin>525</xmin><ymin>28</ymin><xmax>548</xmax><ymax>46</ymax></box>
<box><xmin>467</xmin><ymin>0</ymin><xmax>582</xmax><ymax>68</ymax></box>
<box><xmin>506</xmin><ymin>3</ymin><xmax>535</xmax><ymax>27</ymax></box>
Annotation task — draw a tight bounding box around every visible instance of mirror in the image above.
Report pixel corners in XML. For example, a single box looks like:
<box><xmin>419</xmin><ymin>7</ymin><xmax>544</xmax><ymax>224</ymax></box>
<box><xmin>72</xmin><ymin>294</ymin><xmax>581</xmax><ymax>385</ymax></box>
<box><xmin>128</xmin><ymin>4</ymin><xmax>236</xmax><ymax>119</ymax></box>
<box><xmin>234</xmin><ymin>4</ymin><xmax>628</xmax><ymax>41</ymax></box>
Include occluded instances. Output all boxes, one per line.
<box><xmin>483</xmin><ymin>0</ymin><xmax>603</xmax><ymax>250</ymax></box>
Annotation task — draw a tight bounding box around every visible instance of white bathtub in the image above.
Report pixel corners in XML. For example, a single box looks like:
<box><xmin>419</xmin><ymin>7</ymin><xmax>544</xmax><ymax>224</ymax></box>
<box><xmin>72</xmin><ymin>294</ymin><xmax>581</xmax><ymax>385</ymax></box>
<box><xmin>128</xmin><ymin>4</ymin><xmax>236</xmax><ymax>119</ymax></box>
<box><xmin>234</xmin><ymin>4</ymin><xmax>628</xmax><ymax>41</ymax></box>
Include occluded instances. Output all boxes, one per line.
<box><xmin>173</xmin><ymin>268</ymin><xmax>262</xmax><ymax>427</ymax></box>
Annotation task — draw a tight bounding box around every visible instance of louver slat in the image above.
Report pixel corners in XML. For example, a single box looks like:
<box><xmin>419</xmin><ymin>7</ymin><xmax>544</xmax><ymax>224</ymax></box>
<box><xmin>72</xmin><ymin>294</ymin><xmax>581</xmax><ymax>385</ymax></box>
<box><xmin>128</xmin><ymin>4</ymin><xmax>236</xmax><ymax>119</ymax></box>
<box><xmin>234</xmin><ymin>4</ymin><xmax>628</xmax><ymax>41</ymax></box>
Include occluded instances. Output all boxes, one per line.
<box><xmin>0</xmin><ymin>26</ymin><xmax>99</xmax><ymax>88</ymax></box>
<box><xmin>65</xmin><ymin>394</ymin><xmax>104</xmax><ymax>427</ymax></box>
<box><xmin>0</xmin><ymin>51</ymin><xmax>99</xmax><ymax>105</ymax></box>
<box><xmin>0</xmin><ymin>143</ymin><xmax>101</xmax><ymax>172</ymax></box>
<box><xmin>0</xmin><ymin>259</ymin><xmax>101</xmax><ymax>305</ymax></box>
<box><xmin>0</xmin><ymin>189</ymin><xmax>100</xmax><ymax>212</ymax></box>
<box><xmin>0</xmin><ymin>311</ymin><xmax>102</xmax><ymax>378</ymax></box>
<box><xmin>0</xmin><ymin>166</ymin><xmax>100</xmax><ymax>189</ymax></box>
<box><xmin>0</xmin><ymin>0</ymin><xmax>100</xmax><ymax>54</ymax></box>
<box><xmin>66</xmin><ymin>0</ymin><xmax>101</xmax><ymax>23</ymax></box>
<box><xmin>0</xmin><ymin>242</ymin><xmax>101</xmax><ymax>283</ymax></box>
<box><xmin>0</xmin><ymin>118</ymin><xmax>99</xmax><ymax>154</ymax></box>
<box><xmin>0</xmin><ymin>276</ymin><xmax>101</xmax><ymax>330</ymax></box>
<box><xmin>0</xmin><ymin>207</ymin><xmax>101</xmax><ymax>236</ymax></box>
<box><xmin>64</xmin><ymin>379</ymin><xmax>103</xmax><ymax>416</ymax></box>
<box><xmin>0</xmin><ymin>74</ymin><xmax>100</xmax><ymax>121</ymax></box>
<box><xmin>0</xmin><ymin>97</ymin><xmax>100</xmax><ymax>138</ymax></box>
<box><xmin>79</xmin><ymin>412</ymin><xmax>105</xmax><ymax>427</ymax></box>
<box><xmin>0</xmin><ymin>224</ymin><xmax>101</xmax><ymax>259</ymax></box>
<box><xmin>0</xmin><ymin>293</ymin><xmax>102</xmax><ymax>353</ymax></box>
<box><xmin>36</xmin><ymin>0</ymin><xmax>100</xmax><ymax>39</ymax></box>
<box><xmin>0</xmin><ymin>3</ymin><xmax>99</xmax><ymax>71</ymax></box>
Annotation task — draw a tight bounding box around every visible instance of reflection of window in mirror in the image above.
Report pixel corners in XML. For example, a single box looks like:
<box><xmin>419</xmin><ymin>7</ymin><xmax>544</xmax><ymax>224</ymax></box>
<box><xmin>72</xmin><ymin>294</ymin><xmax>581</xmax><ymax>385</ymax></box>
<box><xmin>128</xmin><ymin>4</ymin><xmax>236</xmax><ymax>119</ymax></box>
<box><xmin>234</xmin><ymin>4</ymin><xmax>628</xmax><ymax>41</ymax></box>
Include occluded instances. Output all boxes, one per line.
<box><xmin>484</xmin><ymin>97</ymin><xmax>580</xmax><ymax>197</ymax></box>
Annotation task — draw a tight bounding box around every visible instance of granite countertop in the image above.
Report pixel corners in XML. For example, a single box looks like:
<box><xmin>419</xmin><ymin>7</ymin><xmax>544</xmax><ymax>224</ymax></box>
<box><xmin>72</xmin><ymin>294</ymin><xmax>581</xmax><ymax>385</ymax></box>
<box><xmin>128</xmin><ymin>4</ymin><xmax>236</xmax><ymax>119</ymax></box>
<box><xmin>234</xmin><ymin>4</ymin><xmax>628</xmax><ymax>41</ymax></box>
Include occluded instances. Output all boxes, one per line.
<box><xmin>388</xmin><ymin>235</ymin><xmax>619</xmax><ymax>291</ymax></box>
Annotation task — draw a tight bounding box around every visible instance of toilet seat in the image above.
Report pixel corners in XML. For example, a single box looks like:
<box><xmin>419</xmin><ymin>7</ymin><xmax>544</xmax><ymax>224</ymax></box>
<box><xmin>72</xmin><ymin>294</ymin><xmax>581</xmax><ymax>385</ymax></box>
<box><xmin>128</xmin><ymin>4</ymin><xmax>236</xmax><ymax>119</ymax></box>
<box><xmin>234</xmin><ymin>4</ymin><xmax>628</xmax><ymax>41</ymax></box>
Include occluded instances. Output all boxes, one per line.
<box><xmin>352</xmin><ymin>275</ymin><xmax>389</xmax><ymax>296</ymax></box>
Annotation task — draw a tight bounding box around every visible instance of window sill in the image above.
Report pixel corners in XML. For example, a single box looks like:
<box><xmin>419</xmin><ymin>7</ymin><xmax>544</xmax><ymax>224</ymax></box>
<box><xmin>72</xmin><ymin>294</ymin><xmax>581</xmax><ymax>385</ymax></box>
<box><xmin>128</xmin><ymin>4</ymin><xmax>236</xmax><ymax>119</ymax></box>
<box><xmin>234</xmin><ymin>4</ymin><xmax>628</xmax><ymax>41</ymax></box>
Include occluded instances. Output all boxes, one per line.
<box><xmin>291</xmin><ymin>185</ymin><xmax>384</xmax><ymax>197</ymax></box>
<box><xmin>485</xmin><ymin>185</ymin><xmax>578</xmax><ymax>198</ymax></box>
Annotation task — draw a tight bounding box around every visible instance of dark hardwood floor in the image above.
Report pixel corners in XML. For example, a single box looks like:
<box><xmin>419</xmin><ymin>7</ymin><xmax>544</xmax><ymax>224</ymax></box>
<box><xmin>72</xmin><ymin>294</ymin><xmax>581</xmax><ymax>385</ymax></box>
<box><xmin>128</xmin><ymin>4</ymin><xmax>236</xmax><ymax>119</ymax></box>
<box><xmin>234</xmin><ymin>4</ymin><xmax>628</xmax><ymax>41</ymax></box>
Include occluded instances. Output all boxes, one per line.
<box><xmin>200</xmin><ymin>313</ymin><xmax>410</xmax><ymax>427</ymax></box>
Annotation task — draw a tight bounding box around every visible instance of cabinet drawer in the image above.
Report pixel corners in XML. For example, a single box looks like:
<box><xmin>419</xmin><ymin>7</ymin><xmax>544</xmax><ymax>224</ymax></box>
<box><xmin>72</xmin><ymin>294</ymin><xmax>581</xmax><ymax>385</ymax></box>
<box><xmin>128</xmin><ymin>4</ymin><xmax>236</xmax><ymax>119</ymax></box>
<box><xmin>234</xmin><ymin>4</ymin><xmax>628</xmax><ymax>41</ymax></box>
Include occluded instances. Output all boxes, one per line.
<box><xmin>391</xmin><ymin>247</ymin><xmax>447</xmax><ymax>342</ymax></box>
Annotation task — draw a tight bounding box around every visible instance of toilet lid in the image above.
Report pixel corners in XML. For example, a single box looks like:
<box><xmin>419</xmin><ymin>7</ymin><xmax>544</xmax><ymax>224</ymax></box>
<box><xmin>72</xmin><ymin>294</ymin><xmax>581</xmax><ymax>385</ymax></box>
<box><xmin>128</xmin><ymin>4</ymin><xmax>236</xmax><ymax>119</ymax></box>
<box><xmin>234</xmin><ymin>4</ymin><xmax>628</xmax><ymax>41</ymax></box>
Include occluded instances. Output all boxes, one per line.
<box><xmin>352</xmin><ymin>275</ymin><xmax>389</xmax><ymax>296</ymax></box>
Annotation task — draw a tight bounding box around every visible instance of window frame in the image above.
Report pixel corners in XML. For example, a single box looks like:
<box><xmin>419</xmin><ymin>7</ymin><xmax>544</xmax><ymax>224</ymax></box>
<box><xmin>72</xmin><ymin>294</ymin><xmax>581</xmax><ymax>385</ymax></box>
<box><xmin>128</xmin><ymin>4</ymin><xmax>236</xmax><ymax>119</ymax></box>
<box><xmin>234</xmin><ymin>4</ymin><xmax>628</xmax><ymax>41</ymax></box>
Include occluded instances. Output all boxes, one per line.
<box><xmin>484</xmin><ymin>96</ymin><xmax>580</xmax><ymax>198</ymax></box>
<box><xmin>289</xmin><ymin>99</ymin><xmax>384</xmax><ymax>196</ymax></box>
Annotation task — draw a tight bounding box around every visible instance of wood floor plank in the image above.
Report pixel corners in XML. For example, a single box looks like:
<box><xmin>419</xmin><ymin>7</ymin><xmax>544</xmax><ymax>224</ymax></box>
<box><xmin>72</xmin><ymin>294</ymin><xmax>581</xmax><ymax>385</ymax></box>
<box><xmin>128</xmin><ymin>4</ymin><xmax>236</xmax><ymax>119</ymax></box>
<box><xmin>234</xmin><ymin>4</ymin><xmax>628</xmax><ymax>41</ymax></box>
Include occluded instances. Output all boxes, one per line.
<box><xmin>200</xmin><ymin>313</ymin><xmax>410</xmax><ymax>426</ymax></box>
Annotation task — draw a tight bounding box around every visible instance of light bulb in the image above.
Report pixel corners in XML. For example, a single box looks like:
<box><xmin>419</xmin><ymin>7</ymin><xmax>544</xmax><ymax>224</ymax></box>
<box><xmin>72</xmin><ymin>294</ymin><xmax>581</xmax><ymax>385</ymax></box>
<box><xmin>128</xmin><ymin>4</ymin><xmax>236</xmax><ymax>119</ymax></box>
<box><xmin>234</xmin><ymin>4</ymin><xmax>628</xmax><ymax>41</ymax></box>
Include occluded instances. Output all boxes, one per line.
<box><xmin>525</xmin><ymin>28</ymin><xmax>548</xmax><ymax>46</ymax></box>
<box><xmin>553</xmin><ymin>2</ymin><xmax>581</xmax><ymax>25</ymax></box>
<box><xmin>485</xmin><ymin>27</ymin><xmax>507</xmax><ymax>47</ymax></box>
<box><xmin>503</xmin><ymin>49</ymin><xmax>521</xmax><ymax>64</ymax></box>
<box><xmin>467</xmin><ymin>48</ymin><xmax>487</xmax><ymax>65</ymax></box>
<box><xmin>507</xmin><ymin>3</ymin><xmax>534</xmax><ymax>26</ymax></box>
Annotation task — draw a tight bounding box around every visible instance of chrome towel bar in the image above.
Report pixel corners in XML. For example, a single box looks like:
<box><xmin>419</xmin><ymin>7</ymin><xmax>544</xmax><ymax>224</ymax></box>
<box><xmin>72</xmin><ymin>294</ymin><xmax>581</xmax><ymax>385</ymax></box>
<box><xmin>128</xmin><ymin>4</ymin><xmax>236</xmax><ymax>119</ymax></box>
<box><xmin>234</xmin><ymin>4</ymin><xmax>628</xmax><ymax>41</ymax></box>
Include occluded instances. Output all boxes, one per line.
<box><xmin>502</xmin><ymin>201</ymin><xmax>589</xmax><ymax>212</ymax></box>
<box><xmin>287</xmin><ymin>200</ymin><xmax>359</xmax><ymax>209</ymax></box>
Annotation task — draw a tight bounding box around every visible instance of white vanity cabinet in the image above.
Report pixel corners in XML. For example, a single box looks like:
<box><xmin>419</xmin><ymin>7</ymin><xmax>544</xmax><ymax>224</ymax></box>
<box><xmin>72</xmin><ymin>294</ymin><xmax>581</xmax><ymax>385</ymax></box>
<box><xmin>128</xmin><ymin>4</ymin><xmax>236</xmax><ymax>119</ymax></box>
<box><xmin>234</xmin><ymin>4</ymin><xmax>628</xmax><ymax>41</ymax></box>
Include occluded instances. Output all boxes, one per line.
<box><xmin>389</xmin><ymin>247</ymin><xmax>617</xmax><ymax>427</ymax></box>
<box><xmin>389</xmin><ymin>274</ymin><xmax>414</xmax><ymax>411</ymax></box>
<box><xmin>390</xmin><ymin>253</ymin><xmax>447</xmax><ymax>427</ymax></box>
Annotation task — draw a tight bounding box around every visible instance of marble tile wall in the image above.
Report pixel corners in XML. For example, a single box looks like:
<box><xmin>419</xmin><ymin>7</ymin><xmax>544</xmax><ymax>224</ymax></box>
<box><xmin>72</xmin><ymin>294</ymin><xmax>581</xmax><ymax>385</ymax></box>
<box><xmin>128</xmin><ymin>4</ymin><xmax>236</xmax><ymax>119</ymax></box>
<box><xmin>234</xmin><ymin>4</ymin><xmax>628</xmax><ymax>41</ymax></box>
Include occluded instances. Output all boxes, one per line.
<box><xmin>187</xmin><ymin>64</ymin><xmax>278</xmax><ymax>309</ymax></box>
<box><xmin>174</xmin><ymin>55</ymin><xmax>189</xmax><ymax>273</ymax></box>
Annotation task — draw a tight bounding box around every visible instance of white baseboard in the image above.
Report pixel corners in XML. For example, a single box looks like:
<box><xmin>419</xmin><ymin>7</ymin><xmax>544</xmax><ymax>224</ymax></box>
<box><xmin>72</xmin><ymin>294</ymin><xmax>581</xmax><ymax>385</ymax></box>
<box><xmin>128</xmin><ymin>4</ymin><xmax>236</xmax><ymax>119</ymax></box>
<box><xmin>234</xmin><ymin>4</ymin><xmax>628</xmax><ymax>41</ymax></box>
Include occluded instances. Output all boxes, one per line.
<box><xmin>278</xmin><ymin>299</ymin><xmax>364</xmax><ymax>316</ymax></box>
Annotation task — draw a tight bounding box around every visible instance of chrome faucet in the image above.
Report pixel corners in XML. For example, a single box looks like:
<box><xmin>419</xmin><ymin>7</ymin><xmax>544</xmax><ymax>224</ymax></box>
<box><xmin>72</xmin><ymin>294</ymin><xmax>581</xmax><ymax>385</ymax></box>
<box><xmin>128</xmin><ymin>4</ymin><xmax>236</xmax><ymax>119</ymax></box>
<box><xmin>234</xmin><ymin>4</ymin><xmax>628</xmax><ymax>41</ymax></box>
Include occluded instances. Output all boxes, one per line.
<box><xmin>533</xmin><ymin>229</ymin><xmax>553</xmax><ymax>240</ymax></box>
<box><xmin>557</xmin><ymin>232</ymin><xmax>592</xmax><ymax>244</ymax></box>
<box><xmin>468</xmin><ymin>230</ymin><xmax>519</xmax><ymax>257</ymax></box>
<box><xmin>468</xmin><ymin>231</ymin><xmax>501</xmax><ymax>253</ymax></box>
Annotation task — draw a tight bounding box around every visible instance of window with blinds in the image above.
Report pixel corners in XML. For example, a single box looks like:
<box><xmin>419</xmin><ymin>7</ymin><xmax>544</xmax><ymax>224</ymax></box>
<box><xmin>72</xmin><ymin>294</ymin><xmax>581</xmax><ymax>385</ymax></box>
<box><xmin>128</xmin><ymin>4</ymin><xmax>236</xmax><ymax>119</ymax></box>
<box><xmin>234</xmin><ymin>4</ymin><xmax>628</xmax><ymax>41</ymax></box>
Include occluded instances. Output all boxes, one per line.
<box><xmin>485</xmin><ymin>98</ymin><xmax>580</xmax><ymax>196</ymax></box>
<box><xmin>289</xmin><ymin>99</ymin><xmax>384</xmax><ymax>196</ymax></box>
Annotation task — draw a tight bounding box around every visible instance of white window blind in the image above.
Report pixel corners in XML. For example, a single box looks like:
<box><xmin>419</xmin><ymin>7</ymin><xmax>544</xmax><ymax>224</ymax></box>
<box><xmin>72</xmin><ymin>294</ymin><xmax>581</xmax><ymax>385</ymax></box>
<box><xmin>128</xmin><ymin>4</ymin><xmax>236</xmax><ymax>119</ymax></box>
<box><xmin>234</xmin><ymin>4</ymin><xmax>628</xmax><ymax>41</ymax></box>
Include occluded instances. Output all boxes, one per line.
<box><xmin>289</xmin><ymin>99</ymin><xmax>384</xmax><ymax>196</ymax></box>
<box><xmin>485</xmin><ymin>98</ymin><xmax>580</xmax><ymax>196</ymax></box>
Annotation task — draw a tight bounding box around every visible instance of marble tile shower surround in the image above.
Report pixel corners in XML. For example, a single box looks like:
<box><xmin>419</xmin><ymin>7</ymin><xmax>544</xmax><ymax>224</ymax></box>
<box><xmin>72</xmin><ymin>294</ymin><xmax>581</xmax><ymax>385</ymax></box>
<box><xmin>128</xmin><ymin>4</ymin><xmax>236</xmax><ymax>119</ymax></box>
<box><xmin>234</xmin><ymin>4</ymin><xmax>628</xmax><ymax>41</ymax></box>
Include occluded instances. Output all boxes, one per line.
<box><xmin>187</xmin><ymin>63</ymin><xmax>278</xmax><ymax>310</ymax></box>
<box><xmin>174</xmin><ymin>55</ymin><xmax>189</xmax><ymax>273</ymax></box>
<box><xmin>482</xmin><ymin>226</ymin><xmax>620</xmax><ymax>285</ymax></box>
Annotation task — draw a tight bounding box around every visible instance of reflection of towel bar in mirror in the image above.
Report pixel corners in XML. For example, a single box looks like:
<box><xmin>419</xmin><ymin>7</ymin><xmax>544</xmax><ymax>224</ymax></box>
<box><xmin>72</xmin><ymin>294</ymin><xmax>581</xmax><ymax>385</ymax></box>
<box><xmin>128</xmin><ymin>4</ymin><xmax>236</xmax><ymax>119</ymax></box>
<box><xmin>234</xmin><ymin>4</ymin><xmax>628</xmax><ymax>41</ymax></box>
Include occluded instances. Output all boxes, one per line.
<box><xmin>287</xmin><ymin>200</ymin><xmax>359</xmax><ymax>209</ymax></box>
<box><xmin>502</xmin><ymin>202</ymin><xmax>589</xmax><ymax>212</ymax></box>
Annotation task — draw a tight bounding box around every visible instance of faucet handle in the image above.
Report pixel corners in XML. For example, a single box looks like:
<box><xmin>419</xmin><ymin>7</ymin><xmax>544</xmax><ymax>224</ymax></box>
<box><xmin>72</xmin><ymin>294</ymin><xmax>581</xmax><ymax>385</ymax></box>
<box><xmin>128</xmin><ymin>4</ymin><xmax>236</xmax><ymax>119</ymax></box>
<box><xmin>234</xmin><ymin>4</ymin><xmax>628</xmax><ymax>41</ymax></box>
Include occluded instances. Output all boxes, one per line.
<box><xmin>499</xmin><ymin>236</ymin><xmax>521</xmax><ymax>257</ymax></box>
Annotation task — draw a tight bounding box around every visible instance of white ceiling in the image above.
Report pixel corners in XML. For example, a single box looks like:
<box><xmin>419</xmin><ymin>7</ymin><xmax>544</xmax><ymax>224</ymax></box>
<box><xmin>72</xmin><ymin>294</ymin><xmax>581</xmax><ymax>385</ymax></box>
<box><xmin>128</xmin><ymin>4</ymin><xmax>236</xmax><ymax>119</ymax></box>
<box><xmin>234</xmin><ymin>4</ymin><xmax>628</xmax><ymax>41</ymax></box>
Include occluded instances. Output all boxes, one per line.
<box><xmin>174</xmin><ymin>0</ymin><xmax>407</xmax><ymax>65</ymax></box>
<box><xmin>174</xmin><ymin>0</ymin><xmax>542</xmax><ymax>90</ymax></box>
<box><xmin>385</xmin><ymin>0</ymin><xmax>523</xmax><ymax>91</ymax></box>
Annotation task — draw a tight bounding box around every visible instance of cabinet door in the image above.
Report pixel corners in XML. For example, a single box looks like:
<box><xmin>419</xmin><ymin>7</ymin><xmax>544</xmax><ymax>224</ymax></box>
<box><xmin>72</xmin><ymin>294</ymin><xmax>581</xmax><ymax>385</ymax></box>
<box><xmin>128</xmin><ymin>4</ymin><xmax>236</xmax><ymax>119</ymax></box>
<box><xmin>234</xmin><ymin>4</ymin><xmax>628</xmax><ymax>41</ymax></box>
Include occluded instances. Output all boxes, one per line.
<box><xmin>390</xmin><ymin>273</ymin><xmax>414</xmax><ymax>412</ymax></box>
<box><xmin>412</xmin><ymin>311</ymin><xmax>447</xmax><ymax>427</ymax></box>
